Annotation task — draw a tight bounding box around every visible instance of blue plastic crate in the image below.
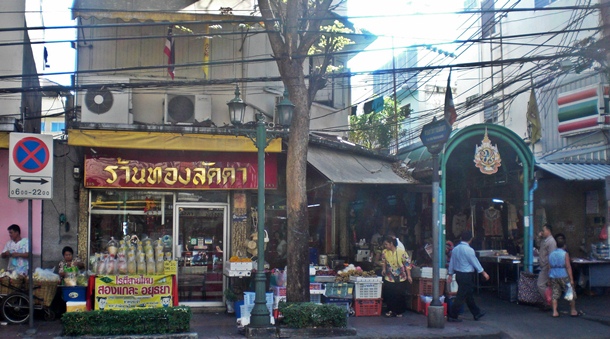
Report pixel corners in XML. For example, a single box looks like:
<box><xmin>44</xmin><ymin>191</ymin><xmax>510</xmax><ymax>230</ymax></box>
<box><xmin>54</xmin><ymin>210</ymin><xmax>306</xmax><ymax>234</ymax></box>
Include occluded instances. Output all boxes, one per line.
<box><xmin>244</xmin><ymin>292</ymin><xmax>274</xmax><ymax>306</ymax></box>
<box><xmin>61</xmin><ymin>286</ymin><xmax>87</xmax><ymax>302</ymax></box>
<box><xmin>322</xmin><ymin>295</ymin><xmax>352</xmax><ymax>315</ymax></box>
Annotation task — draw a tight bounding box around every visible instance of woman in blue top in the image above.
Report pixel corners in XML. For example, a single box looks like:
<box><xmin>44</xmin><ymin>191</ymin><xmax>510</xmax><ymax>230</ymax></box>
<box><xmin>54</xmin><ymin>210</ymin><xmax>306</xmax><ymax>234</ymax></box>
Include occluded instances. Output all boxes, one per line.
<box><xmin>548</xmin><ymin>236</ymin><xmax>579</xmax><ymax>318</ymax></box>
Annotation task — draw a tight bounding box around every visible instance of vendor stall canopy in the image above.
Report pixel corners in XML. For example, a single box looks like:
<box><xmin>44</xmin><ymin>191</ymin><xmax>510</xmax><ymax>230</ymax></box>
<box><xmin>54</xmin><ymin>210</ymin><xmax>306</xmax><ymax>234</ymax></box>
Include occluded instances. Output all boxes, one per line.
<box><xmin>307</xmin><ymin>146</ymin><xmax>416</xmax><ymax>184</ymax></box>
<box><xmin>536</xmin><ymin>163</ymin><xmax>610</xmax><ymax>181</ymax></box>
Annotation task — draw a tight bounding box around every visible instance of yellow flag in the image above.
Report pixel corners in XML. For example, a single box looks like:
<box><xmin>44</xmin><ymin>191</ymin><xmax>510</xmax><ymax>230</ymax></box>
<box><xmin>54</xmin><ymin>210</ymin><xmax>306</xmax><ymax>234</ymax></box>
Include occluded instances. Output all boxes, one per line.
<box><xmin>203</xmin><ymin>25</ymin><xmax>210</xmax><ymax>78</ymax></box>
<box><xmin>527</xmin><ymin>88</ymin><xmax>541</xmax><ymax>144</ymax></box>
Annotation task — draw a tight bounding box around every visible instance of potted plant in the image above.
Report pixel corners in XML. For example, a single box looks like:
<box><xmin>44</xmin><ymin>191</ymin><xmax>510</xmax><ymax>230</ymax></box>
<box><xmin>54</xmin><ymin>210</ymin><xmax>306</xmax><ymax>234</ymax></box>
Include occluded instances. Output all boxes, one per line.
<box><xmin>224</xmin><ymin>287</ymin><xmax>238</xmax><ymax>313</ymax></box>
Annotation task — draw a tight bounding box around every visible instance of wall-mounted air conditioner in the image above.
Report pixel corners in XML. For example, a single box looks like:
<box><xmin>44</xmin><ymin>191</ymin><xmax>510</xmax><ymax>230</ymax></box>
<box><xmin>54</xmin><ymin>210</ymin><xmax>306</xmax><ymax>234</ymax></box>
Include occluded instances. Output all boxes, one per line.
<box><xmin>164</xmin><ymin>94</ymin><xmax>211</xmax><ymax>124</ymax></box>
<box><xmin>79</xmin><ymin>77</ymin><xmax>132</xmax><ymax>124</ymax></box>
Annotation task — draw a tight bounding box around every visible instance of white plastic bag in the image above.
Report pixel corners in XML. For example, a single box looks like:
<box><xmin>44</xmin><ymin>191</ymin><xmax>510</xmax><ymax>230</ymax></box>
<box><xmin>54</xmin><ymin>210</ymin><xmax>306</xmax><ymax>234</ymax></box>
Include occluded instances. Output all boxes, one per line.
<box><xmin>564</xmin><ymin>283</ymin><xmax>574</xmax><ymax>301</ymax></box>
<box><xmin>446</xmin><ymin>274</ymin><xmax>458</xmax><ymax>294</ymax></box>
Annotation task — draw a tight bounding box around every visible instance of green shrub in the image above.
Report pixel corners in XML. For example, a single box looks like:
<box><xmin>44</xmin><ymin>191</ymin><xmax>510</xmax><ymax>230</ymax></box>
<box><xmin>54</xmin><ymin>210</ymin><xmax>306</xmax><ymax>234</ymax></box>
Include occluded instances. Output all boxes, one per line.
<box><xmin>278</xmin><ymin>302</ymin><xmax>347</xmax><ymax>329</ymax></box>
<box><xmin>62</xmin><ymin>306</ymin><xmax>191</xmax><ymax>336</ymax></box>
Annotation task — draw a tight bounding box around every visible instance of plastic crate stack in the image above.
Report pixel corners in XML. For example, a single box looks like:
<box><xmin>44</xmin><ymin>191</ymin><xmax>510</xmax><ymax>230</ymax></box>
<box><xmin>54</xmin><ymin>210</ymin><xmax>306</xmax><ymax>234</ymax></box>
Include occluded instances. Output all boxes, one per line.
<box><xmin>349</xmin><ymin>276</ymin><xmax>383</xmax><ymax>317</ymax></box>
<box><xmin>321</xmin><ymin>282</ymin><xmax>354</xmax><ymax>316</ymax></box>
<box><xmin>241</xmin><ymin>292</ymin><xmax>274</xmax><ymax>323</ymax></box>
<box><xmin>406</xmin><ymin>275</ymin><xmax>447</xmax><ymax>314</ymax></box>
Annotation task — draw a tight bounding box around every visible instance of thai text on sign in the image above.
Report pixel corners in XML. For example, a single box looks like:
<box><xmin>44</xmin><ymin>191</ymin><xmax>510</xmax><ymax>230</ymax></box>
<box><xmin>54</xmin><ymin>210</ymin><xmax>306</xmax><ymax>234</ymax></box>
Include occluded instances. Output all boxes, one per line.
<box><xmin>84</xmin><ymin>152</ymin><xmax>277</xmax><ymax>189</ymax></box>
<box><xmin>94</xmin><ymin>275</ymin><xmax>173</xmax><ymax>310</ymax></box>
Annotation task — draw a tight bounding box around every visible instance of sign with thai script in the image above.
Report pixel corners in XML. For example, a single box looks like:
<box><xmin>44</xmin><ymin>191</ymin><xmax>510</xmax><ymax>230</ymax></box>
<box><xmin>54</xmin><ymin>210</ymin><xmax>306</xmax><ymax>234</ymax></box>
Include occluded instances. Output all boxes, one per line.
<box><xmin>164</xmin><ymin>260</ymin><xmax>177</xmax><ymax>275</ymax></box>
<box><xmin>94</xmin><ymin>275</ymin><xmax>173</xmax><ymax>310</ymax></box>
<box><xmin>420</xmin><ymin>119</ymin><xmax>451</xmax><ymax>154</ymax></box>
<box><xmin>84</xmin><ymin>152</ymin><xmax>277</xmax><ymax>189</ymax></box>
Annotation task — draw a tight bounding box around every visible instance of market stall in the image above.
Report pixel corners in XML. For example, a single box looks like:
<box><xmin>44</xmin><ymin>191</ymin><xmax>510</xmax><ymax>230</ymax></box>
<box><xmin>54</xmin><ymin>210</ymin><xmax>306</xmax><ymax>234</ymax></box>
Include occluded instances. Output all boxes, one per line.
<box><xmin>86</xmin><ymin>237</ymin><xmax>179</xmax><ymax>311</ymax></box>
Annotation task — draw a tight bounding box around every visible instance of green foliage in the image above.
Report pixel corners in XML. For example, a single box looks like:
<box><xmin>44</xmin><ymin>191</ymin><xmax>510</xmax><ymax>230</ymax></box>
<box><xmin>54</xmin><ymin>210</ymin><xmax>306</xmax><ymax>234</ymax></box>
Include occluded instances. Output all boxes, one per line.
<box><xmin>278</xmin><ymin>302</ymin><xmax>347</xmax><ymax>329</ymax></box>
<box><xmin>349</xmin><ymin>98</ymin><xmax>410</xmax><ymax>150</ymax></box>
<box><xmin>308</xmin><ymin>20</ymin><xmax>354</xmax><ymax>73</ymax></box>
<box><xmin>61</xmin><ymin>306</ymin><xmax>191</xmax><ymax>336</ymax></box>
<box><xmin>224</xmin><ymin>287</ymin><xmax>238</xmax><ymax>302</ymax></box>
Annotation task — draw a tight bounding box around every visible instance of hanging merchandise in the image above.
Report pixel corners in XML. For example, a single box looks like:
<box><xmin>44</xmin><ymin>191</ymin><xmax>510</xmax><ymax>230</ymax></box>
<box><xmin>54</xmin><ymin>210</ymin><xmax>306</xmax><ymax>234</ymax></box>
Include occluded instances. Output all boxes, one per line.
<box><xmin>245</xmin><ymin>231</ymin><xmax>269</xmax><ymax>257</ymax></box>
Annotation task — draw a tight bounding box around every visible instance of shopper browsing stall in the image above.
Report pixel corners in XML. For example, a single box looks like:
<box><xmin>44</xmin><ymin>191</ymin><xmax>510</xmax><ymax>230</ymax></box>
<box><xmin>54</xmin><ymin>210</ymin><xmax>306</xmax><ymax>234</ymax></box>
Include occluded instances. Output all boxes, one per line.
<box><xmin>381</xmin><ymin>236</ymin><xmax>412</xmax><ymax>317</ymax></box>
<box><xmin>549</xmin><ymin>236</ymin><xmax>581</xmax><ymax>318</ymax></box>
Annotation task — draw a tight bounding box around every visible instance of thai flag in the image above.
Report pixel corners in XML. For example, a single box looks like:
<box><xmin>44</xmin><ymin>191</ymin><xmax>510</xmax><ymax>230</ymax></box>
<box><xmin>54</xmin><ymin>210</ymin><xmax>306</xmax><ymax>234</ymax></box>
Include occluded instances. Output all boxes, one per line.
<box><xmin>164</xmin><ymin>27</ymin><xmax>175</xmax><ymax>79</ymax></box>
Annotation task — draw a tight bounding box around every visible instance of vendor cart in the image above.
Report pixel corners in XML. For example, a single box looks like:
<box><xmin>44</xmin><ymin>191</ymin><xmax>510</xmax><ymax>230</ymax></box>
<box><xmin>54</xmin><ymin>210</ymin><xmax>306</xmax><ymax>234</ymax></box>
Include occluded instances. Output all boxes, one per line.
<box><xmin>0</xmin><ymin>276</ymin><xmax>57</xmax><ymax>324</ymax></box>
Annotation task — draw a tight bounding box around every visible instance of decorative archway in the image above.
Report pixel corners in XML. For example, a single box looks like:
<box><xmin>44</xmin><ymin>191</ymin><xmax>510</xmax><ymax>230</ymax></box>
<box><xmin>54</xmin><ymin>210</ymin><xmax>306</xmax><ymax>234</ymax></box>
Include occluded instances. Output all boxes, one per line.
<box><xmin>440</xmin><ymin>124</ymin><xmax>535</xmax><ymax>270</ymax></box>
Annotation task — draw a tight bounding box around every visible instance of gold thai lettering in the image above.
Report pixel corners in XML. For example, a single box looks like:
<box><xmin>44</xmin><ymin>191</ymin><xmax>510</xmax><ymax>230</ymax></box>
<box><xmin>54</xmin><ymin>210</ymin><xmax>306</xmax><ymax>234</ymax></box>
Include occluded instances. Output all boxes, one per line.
<box><xmin>193</xmin><ymin>168</ymin><xmax>206</xmax><ymax>185</ymax></box>
<box><xmin>237</xmin><ymin>168</ymin><xmax>247</xmax><ymax>184</ymax></box>
<box><xmin>99</xmin><ymin>158</ymin><xmax>251</xmax><ymax>187</ymax></box>
<box><xmin>222</xmin><ymin>168</ymin><xmax>235</xmax><ymax>185</ymax></box>
<box><xmin>119</xmin><ymin>166</ymin><xmax>131</xmax><ymax>182</ymax></box>
<box><xmin>164</xmin><ymin>168</ymin><xmax>178</xmax><ymax>185</ymax></box>
<box><xmin>131</xmin><ymin>168</ymin><xmax>146</xmax><ymax>184</ymax></box>
<box><xmin>208</xmin><ymin>168</ymin><xmax>221</xmax><ymax>184</ymax></box>
<box><xmin>147</xmin><ymin>167</ymin><xmax>163</xmax><ymax>184</ymax></box>
<box><xmin>178</xmin><ymin>168</ymin><xmax>191</xmax><ymax>185</ymax></box>
<box><xmin>104</xmin><ymin>165</ymin><xmax>119</xmax><ymax>184</ymax></box>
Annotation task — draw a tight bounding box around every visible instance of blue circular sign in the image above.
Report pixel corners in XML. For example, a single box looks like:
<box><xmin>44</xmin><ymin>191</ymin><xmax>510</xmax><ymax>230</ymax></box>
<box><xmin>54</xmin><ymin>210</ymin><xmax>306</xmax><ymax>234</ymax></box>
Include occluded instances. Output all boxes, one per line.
<box><xmin>12</xmin><ymin>137</ymin><xmax>50</xmax><ymax>173</ymax></box>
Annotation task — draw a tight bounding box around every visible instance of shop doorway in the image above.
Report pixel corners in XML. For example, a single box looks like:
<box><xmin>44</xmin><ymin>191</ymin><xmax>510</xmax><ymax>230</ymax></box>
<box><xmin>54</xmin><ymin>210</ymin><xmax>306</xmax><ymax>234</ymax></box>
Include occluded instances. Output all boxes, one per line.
<box><xmin>174</xmin><ymin>203</ymin><xmax>228</xmax><ymax>306</ymax></box>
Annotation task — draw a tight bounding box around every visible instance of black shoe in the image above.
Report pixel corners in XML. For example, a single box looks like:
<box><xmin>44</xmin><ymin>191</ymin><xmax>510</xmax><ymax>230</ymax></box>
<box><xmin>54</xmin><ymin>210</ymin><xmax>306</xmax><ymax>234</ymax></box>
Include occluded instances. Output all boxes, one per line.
<box><xmin>447</xmin><ymin>317</ymin><xmax>462</xmax><ymax>323</ymax></box>
<box><xmin>474</xmin><ymin>311</ymin><xmax>486</xmax><ymax>321</ymax></box>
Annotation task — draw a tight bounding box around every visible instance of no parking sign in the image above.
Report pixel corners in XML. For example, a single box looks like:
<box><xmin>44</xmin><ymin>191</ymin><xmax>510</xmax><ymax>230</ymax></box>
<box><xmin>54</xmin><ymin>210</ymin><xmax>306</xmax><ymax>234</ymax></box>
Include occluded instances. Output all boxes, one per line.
<box><xmin>8</xmin><ymin>133</ymin><xmax>53</xmax><ymax>200</ymax></box>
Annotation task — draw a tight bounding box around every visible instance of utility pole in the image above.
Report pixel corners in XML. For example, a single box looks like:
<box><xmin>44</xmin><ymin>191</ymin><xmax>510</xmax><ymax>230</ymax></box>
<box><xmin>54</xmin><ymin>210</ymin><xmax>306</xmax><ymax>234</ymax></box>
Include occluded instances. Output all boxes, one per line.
<box><xmin>392</xmin><ymin>36</ymin><xmax>399</xmax><ymax>154</ymax></box>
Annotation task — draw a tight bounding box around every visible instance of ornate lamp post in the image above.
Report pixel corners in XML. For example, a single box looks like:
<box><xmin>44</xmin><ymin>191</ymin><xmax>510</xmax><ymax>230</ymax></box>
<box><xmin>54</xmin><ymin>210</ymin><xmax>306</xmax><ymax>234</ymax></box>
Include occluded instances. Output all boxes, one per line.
<box><xmin>228</xmin><ymin>85</ymin><xmax>246</xmax><ymax>126</ymax></box>
<box><xmin>276</xmin><ymin>89</ymin><xmax>295</xmax><ymax>128</ymax></box>
<box><xmin>227</xmin><ymin>85</ymin><xmax>293</xmax><ymax>328</ymax></box>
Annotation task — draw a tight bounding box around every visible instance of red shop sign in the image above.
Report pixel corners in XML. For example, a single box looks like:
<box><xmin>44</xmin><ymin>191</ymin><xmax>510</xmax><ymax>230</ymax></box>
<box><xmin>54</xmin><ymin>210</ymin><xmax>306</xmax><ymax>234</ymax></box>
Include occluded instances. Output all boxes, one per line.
<box><xmin>84</xmin><ymin>153</ymin><xmax>277</xmax><ymax>190</ymax></box>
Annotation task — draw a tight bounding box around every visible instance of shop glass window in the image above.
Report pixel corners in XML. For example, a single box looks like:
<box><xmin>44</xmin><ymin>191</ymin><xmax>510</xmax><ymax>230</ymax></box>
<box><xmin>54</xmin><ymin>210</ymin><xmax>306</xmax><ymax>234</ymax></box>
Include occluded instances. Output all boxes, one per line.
<box><xmin>89</xmin><ymin>190</ymin><xmax>174</xmax><ymax>256</ymax></box>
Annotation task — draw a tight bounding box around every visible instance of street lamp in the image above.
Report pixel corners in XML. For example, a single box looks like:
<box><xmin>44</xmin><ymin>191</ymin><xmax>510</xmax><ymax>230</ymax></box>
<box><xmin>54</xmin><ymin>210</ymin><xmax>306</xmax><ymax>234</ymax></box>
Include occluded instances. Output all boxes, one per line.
<box><xmin>276</xmin><ymin>89</ymin><xmax>295</xmax><ymax>128</ymax></box>
<box><xmin>227</xmin><ymin>84</ymin><xmax>293</xmax><ymax>328</ymax></box>
<box><xmin>228</xmin><ymin>85</ymin><xmax>246</xmax><ymax>126</ymax></box>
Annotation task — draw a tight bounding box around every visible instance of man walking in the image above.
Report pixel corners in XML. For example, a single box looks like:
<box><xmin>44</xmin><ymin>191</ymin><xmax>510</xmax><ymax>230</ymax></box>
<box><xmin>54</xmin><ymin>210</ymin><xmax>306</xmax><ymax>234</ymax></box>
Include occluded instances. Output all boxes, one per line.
<box><xmin>537</xmin><ymin>224</ymin><xmax>556</xmax><ymax>310</ymax></box>
<box><xmin>447</xmin><ymin>230</ymin><xmax>489</xmax><ymax>322</ymax></box>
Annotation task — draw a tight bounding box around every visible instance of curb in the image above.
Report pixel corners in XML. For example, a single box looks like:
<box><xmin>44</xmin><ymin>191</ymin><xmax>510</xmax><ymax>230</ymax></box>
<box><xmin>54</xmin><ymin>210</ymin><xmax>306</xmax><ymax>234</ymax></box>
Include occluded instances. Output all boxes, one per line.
<box><xmin>54</xmin><ymin>333</ymin><xmax>198</xmax><ymax>339</ymax></box>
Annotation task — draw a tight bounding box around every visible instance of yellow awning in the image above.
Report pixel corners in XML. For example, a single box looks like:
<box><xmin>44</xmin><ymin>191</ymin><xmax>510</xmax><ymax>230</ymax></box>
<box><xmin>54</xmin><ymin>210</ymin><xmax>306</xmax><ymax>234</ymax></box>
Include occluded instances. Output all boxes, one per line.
<box><xmin>67</xmin><ymin>129</ymin><xmax>282</xmax><ymax>153</ymax></box>
<box><xmin>0</xmin><ymin>132</ymin><xmax>8</xmax><ymax>149</ymax></box>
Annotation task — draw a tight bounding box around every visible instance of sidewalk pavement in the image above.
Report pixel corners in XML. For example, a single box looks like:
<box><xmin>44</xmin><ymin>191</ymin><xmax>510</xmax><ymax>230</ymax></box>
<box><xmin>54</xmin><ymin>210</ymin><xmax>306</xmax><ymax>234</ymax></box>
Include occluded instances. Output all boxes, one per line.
<box><xmin>2</xmin><ymin>290</ymin><xmax>609</xmax><ymax>338</ymax></box>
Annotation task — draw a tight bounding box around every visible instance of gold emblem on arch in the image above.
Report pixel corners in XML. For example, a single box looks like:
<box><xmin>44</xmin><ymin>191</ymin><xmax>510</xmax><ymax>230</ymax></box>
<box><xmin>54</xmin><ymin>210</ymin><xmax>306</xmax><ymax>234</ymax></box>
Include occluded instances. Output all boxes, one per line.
<box><xmin>474</xmin><ymin>128</ymin><xmax>502</xmax><ymax>175</ymax></box>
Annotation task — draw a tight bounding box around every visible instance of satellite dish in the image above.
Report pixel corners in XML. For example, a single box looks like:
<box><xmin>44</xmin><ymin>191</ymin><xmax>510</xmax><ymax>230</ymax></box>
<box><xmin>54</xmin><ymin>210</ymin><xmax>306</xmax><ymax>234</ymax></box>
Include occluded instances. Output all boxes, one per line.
<box><xmin>84</xmin><ymin>88</ymin><xmax>114</xmax><ymax>114</ymax></box>
<box><xmin>167</xmin><ymin>95</ymin><xmax>195</xmax><ymax>122</ymax></box>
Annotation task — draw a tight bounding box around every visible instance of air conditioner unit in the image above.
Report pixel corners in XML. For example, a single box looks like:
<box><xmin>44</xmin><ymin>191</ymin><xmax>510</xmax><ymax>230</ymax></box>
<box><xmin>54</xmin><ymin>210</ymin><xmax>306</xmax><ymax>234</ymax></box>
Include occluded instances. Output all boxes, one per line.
<box><xmin>164</xmin><ymin>94</ymin><xmax>211</xmax><ymax>124</ymax></box>
<box><xmin>79</xmin><ymin>79</ymin><xmax>132</xmax><ymax>124</ymax></box>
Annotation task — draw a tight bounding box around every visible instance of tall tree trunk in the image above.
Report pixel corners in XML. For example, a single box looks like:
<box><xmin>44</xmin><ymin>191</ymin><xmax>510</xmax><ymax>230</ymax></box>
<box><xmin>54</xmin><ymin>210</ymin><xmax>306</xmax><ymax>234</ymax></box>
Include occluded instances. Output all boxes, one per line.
<box><xmin>282</xmin><ymin>61</ymin><xmax>311</xmax><ymax>302</ymax></box>
<box><xmin>258</xmin><ymin>0</ymin><xmax>337</xmax><ymax>302</ymax></box>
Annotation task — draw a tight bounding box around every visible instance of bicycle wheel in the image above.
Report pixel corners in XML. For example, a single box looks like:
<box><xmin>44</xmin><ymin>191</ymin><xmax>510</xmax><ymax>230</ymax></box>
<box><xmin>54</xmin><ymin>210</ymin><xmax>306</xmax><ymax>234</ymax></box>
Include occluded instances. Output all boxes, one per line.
<box><xmin>1</xmin><ymin>293</ymin><xmax>30</xmax><ymax>324</ymax></box>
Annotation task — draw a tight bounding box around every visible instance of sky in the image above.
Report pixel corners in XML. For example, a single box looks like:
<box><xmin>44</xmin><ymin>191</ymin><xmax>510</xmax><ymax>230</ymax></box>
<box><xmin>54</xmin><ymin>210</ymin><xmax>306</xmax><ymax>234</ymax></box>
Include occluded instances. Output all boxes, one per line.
<box><xmin>26</xmin><ymin>0</ymin><xmax>76</xmax><ymax>86</ymax></box>
<box><xmin>24</xmin><ymin>0</ymin><xmax>464</xmax><ymax>86</ymax></box>
<box><xmin>346</xmin><ymin>0</ymin><xmax>464</xmax><ymax>73</ymax></box>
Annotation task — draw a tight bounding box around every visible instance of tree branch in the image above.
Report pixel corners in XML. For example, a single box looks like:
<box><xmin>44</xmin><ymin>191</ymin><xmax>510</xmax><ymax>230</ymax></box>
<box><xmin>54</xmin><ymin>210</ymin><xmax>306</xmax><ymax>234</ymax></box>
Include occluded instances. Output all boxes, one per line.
<box><xmin>258</xmin><ymin>0</ymin><xmax>286</xmax><ymax>57</ymax></box>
